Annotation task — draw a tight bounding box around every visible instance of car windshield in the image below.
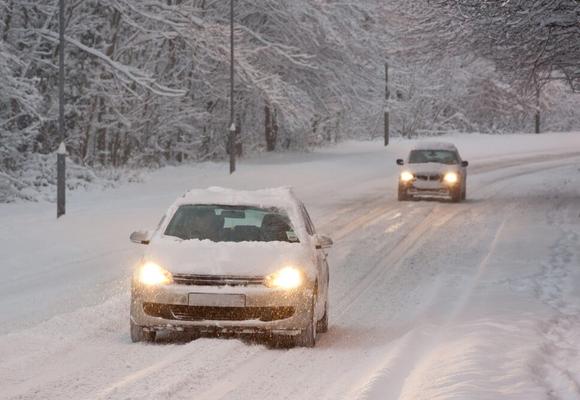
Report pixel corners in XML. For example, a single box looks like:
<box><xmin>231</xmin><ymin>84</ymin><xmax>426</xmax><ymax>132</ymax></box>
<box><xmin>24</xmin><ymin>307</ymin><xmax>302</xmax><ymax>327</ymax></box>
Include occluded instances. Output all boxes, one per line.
<box><xmin>164</xmin><ymin>204</ymin><xmax>300</xmax><ymax>243</ymax></box>
<box><xmin>409</xmin><ymin>150</ymin><xmax>459</xmax><ymax>165</ymax></box>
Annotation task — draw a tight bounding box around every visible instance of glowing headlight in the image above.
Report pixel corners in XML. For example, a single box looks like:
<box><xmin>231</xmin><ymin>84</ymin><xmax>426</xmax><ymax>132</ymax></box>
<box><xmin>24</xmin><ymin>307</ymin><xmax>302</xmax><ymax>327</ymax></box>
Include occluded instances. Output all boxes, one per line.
<box><xmin>443</xmin><ymin>172</ymin><xmax>459</xmax><ymax>184</ymax></box>
<box><xmin>400</xmin><ymin>171</ymin><xmax>414</xmax><ymax>182</ymax></box>
<box><xmin>138</xmin><ymin>262</ymin><xmax>172</xmax><ymax>285</ymax></box>
<box><xmin>265</xmin><ymin>266</ymin><xmax>304</xmax><ymax>289</ymax></box>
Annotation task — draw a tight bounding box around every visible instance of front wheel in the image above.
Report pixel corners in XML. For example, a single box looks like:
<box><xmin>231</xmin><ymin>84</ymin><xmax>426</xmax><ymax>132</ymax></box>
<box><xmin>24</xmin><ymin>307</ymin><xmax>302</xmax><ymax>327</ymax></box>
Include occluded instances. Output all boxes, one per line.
<box><xmin>317</xmin><ymin>301</ymin><xmax>329</xmax><ymax>333</ymax></box>
<box><xmin>398</xmin><ymin>184</ymin><xmax>409</xmax><ymax>201</ymax></box>
<box><xmin>130</xmin><ymin>319</ymin><xmax>156</xmax><ymax>343</ymax></box>
<box><xmin>293</xmin><ymin>300</ymin><xmax>317</xmax><ymax>348</ymax></box>
<box><xmin>451</xmin><ymin>185</ymin><xmax>462</xmax><ymax>203</ymax></box>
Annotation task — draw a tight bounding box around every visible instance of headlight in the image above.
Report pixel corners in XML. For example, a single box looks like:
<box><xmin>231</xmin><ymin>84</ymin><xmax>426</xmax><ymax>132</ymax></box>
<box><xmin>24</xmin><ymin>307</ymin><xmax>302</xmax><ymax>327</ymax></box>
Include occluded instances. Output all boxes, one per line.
<box><xmin>400</xmin><ymin>171</ymin><xmax>414</xmax><ymax>182</ymax></box>
<box><xmin>265</xmin><ymin>266</ymin><xmax>304</xmax><ymax>289</ymax></box>
<box><xmin>443</xmin><ymin>172</ymin><xmax>459</xmax><ymax>184</ymax></box>
<box><xmin>138</xmin><ymin>262</ymin><xmax>173</xmax><ymax>285</ymax></box>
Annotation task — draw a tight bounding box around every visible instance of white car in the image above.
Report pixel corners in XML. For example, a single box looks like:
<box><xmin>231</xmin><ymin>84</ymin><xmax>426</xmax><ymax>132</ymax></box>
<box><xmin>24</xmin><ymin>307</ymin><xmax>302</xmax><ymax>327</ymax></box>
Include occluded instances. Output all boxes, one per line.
<box><xmin>129</xmin><ymin>187</ymin><xmax>332</xmax><ymax>347</ymax></box>
<box><xmin>396</xmin><ymin>142</ymin><xmax>469</xmax><ymax>202</ymax></box>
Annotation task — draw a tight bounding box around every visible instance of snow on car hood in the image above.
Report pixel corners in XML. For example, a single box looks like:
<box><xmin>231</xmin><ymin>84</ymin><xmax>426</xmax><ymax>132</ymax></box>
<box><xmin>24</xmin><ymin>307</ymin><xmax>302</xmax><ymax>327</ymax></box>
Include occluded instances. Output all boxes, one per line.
<box><xmin>143</xmin><ymin>237</ymin><xmax>314</xmax><ymax>278</ymax></box>
<box><xmin>405</xmin><ymin>163</ymin><xmax>460</xmax><ymax>175</ymax></box>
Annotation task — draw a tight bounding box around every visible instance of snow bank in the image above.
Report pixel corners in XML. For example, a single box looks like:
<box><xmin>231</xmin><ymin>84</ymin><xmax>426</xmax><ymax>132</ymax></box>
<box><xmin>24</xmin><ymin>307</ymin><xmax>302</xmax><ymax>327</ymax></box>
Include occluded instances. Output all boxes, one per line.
<box><xmin>0</xmin><ymin>152</ymin><xmax>144</xmax><ymax>203</ymax></box>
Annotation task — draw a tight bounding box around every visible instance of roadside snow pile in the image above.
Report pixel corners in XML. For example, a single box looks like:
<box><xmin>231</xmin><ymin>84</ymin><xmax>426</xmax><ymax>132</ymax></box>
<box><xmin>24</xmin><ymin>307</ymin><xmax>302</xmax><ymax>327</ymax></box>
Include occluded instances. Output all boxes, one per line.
<box><xmin>0</xmin><ymin>152</ymin><xmax>144</xmax><ymax>203</ymax></box>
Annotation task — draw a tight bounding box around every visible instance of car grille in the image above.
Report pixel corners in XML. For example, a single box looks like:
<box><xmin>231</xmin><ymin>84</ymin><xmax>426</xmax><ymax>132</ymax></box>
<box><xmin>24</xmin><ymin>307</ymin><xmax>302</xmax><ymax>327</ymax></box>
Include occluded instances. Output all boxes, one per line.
<box><xmin>172</xmin><ymin>274</ymin><xmax>265</xmax><ymax>287</ymax></box>
<box><xmin>416</xmin><ymin>174</ymin><xmax>442</xmax><ymax>181</ymax></box>
<box><xmin>143</xmin><ymin>303</ymin><xmax>295</xmax><ymax>322</ymax></box>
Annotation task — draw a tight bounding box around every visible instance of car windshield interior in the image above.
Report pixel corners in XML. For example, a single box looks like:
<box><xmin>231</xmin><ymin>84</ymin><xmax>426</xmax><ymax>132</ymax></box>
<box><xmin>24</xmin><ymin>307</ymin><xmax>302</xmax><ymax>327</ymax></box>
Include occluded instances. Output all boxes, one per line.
<box><xmin>409</xmin><ymin>150</ymin><xmax>459</xmax><ymax>165</ymax></box>
<box><xmin>164</xmin><ymin>204</ymin><xmax>300</xmax><ymax>243</ymax></box>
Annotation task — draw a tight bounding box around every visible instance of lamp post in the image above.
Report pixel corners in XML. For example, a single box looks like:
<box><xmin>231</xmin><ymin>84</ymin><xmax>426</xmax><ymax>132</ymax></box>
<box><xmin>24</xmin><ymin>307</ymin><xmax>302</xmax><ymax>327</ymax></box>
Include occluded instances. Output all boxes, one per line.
<box><xmin>57</xmin><ymin>0</ymin><xmax>66</xmax><ymax>217</ymax></box>
<box><xmin>229</xmin><ymin>0</ymin><xmax>236</xmax><ymax>174</ymax></box>
<box><xmin>535</xmin><ymin>85</ymin><xmax>541</xmax><ymax>134</ymax></box>
<box><xmin>57</xmin><ymin>143</ymin><xmax>66</xmax><ymax>217</ymax></box>
<box><xmin>384</xmin><ymin>61</ymin><xmax>390</xmax><ymax>147</ymax></box>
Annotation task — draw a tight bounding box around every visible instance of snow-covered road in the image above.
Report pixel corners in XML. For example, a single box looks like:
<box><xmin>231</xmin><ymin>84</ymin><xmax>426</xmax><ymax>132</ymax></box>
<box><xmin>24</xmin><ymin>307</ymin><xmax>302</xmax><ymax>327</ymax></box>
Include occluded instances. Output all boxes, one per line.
<box><xmin>1</xmin><ymin>133</ymin><xmax>580</xmax><ymax>399</ymax></box>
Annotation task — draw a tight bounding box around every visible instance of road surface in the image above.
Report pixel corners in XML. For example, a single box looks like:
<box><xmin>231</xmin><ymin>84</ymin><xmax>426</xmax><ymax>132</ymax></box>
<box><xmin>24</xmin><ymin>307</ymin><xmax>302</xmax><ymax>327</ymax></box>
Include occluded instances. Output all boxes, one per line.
<box><xmin>1</xmin><ymin>134</ymin><xmax>579</xmax><ymax>399</ymax></box>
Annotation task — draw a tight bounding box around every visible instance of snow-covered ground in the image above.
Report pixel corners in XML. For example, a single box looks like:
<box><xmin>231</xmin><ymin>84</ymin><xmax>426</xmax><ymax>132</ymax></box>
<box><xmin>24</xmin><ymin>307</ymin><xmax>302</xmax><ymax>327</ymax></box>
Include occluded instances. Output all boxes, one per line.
<box><xmin>1</xmin><ymin>132</ymin><xmax>580</xmax><ymax>400</ymax></box>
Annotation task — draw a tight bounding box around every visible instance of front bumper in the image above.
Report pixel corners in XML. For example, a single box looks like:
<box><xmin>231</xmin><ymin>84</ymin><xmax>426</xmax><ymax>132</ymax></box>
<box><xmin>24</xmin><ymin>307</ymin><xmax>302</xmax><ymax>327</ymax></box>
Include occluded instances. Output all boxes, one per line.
<box><xmin>401</xmin><ymin>180</ymin><xmax>456</xmax><ymax>198</ymax></box>
<box><xmin>130</xmin><ymin>281</ymin><xmax>314</xmax><ymax>336</ymax></box>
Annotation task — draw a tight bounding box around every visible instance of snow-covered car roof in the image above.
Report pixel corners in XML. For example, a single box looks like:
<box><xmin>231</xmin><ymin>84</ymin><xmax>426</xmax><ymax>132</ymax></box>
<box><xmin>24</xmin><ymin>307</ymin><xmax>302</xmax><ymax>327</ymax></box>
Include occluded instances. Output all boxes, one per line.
<box><xmin>172</xmin><ymin>186</ymin><xmax>301</xmax><ymax>209</ymax></box>
<box><xmin>411</xmin><ymin>141</ymin><xmax>458</xmax><ymax>151</ymax></box>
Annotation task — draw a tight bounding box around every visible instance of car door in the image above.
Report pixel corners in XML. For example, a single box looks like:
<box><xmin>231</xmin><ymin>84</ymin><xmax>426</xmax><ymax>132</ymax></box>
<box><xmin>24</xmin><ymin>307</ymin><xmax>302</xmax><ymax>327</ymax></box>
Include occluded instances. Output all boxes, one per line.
<box><xmin>299</xmin><ymin>204</ymin><xmax>329</xmax><ymax>318</ymax></box>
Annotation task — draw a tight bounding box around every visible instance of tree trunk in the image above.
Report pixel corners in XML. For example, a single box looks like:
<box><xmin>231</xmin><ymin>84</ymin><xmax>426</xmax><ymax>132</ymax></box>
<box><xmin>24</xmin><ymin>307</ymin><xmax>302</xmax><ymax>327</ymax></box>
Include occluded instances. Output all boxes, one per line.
<box><xmin>272</xmin><ymin>108</ymin><xmax>278</xmax><ymax>148</ymax></box>
<box><xmin>265</xmin><ymin>103</ymin><xmax>276</xmax><ymax>151</ymax></box>
<box><xmin>96</xmin><ymin>97</ymin><xmax>107</xmax><ymax>165</ymax></box>
<box><xmin>110</xmin><ymin>129</ymin><xmax>123</xmax><ymax>167</ymax></box>
<box><xmin>82</xmin><ymin>97</ymin><xmax>98</xmax><ymax>165</ymax></box>
<box><xmin>235</xmin><ymin>114</ymin><xmax>242</xmax><ymax>156</ymax></box>
<box><xmin>106</xmin><ymin>10</ymin><xmax>121</xmax><ymax>57</ymax></box>
<box><xmin>3</xmin><ymin>0</ymin><xmax>12</xmax><ymax>42</ymax></box>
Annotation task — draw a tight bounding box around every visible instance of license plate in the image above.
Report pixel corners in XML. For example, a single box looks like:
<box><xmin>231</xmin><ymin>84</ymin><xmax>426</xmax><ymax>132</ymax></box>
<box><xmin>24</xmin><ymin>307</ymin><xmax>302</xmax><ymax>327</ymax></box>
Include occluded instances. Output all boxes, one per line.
<box><xmin>188</xmin><ymin>293</ymin><xmax>246</xmax><ymax>307</ymax></box>
<box><xmin>414</xmin><ymin>181</ymin><xmax>442</xmax><ymax>190</ymax></box>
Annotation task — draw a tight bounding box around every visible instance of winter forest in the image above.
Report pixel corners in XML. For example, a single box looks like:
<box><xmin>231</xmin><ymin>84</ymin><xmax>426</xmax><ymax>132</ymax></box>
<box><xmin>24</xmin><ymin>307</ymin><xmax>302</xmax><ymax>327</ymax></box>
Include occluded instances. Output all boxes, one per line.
<box><xmin>1</xmin><ymin>0</ymin><xmax>579</xmax><ymax>201</ymax></box>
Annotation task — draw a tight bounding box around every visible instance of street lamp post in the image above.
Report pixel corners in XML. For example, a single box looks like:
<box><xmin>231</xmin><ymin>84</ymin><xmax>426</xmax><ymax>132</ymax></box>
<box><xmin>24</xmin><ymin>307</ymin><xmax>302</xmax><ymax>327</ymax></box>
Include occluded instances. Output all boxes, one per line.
<box><xmin>57</xmin><ymin>143</ymin><xmax>66</xmax><ymax>217</ymax></box>
<box><xmin>384</xmin><ymin>61</ymin><xmax>390</xmax><ymax>147</ymax></box>
<box><xmin>229</xmin><ymin>0</ymin><xmax>236</xmax><ymax>174</ymax></box>
<box><xmin>57</xmin><ymin>0</ymin><xmax>66</xmax><ymax>217</ymax></box>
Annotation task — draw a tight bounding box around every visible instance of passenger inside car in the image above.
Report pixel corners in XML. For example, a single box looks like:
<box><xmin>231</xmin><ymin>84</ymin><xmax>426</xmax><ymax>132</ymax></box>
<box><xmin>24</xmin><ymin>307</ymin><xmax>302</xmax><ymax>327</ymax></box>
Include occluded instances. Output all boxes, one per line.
<box><xmin>164</xmin><ymin>205</ymin><xmax>298</xmax><ymax>243</ymax></box>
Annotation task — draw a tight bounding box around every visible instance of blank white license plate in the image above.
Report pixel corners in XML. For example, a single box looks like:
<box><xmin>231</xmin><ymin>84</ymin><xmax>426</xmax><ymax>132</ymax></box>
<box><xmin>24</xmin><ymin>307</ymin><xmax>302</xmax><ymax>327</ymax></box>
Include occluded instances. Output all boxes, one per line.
<box><xmin>414</xmin><ymin>181</ymin><xmax>442</xmax><ymax>190</ymax></box>
<box><xmin>188</xmin><ymin>293</ymin><xmax>246</xmax><ymax>307</ymax></box>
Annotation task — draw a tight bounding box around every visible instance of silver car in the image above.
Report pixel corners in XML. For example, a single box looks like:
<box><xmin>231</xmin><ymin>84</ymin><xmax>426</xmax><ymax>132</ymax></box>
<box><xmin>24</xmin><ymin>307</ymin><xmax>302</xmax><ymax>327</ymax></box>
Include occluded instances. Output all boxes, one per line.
<box><xmin>129</xmin><ymin>187</ymin><xmax>332</xmax><ymax>347</ymax></box>
<box><xmin>396</xmin><ymin>142</ymin><xmax>469</xmax><ymax>202</ymax></box>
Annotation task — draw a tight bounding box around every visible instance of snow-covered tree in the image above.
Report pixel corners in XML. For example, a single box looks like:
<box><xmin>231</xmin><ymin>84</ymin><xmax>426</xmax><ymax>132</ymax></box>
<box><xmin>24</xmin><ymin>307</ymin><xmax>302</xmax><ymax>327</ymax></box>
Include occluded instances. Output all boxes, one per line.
<box><xmin>1</xmin><ymin>0</ymin><xmax>579</xmax><ymax>201</ymax></box>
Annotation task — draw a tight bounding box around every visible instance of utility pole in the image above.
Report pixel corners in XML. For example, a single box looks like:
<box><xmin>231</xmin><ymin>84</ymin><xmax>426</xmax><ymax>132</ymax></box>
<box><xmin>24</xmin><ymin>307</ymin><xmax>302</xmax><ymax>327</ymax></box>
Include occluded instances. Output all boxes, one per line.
<box><xmin>57</xmin><ymin>0</ymin><xmax>66</xmax><ymax>218</ymax></box>
<box><xmin>228</xmin><ymin>0</ymin><xmax>236</xmax><ymax>174</ymax></box>
<box><xmin>384</xmin><ymin>62</ymin><xmax>390</xmax><ymax>146</ymax></box>
<box><xmin>535</xmin><ymin>85</ymin><xmax>541</xmax><ymax>134</ymax></box>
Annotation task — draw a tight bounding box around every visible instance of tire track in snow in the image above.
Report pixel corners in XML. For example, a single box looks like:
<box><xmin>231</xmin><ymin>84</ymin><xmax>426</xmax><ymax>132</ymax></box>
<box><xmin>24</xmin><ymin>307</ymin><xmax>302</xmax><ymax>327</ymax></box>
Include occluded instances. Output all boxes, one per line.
<box><xmin>344</xmin><ymin>199</ymin><xmax>512</xmax><ymax>400</ymax></box>
<box><xmin>332</xmin><ymin>204</ymin><xmax>464</xmax><ymax>321</ymax></box>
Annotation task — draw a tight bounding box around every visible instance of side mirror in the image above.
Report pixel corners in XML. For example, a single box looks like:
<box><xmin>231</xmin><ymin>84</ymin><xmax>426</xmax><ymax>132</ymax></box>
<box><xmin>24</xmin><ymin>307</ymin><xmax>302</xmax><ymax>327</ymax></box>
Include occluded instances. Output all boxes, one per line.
<box><xmin>314</xmin><ymin>234</ymin><xmax>333</xmax><ymax>250</ymax></box>
<box><xmin>396</xmin><ymin>159</ymin><xmax>404</xmax><ymax>166</ymax></box>
<box><xmin>130</xmin><ymin>230</ymin><xmax>152</xmax><ymax>245</ymax></box>
<box><xmin>461</xmin><ymin>160</ymin><xmax>469</xmax><ymax>167</ymax></box>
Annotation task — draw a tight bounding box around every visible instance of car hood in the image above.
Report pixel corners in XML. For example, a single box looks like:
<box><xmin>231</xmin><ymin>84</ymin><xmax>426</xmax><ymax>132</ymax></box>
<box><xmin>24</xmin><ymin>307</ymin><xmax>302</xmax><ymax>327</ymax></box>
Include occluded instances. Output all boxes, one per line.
<box><xmin>143</xmin><ymin>237</ymin><xmax>314</xmax><ymax>278</ymax></box>
<box><xmin>405</xmin><ymin>163</ymin><xmax>460</xmax><ymax>175</ymax></box>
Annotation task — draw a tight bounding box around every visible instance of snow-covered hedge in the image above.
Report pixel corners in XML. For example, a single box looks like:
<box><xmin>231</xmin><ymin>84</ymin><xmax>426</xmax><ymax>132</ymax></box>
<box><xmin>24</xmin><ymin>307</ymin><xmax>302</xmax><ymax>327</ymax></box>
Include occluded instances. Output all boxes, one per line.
<box><xmin>0</xmin><ymin>152</ymin><xmax>143</xmax><ymax>203</ymax></box>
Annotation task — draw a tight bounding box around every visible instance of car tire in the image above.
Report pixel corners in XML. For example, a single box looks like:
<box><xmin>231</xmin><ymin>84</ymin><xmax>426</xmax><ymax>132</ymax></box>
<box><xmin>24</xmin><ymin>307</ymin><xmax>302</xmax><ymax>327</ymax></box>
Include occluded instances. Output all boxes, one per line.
<box><xmin>130</xmin><ymin>319</ymin><xmax>156</xmax><ymax>343</ymax></box>
<box><xmin>451</xmin><ymin>186</ymin><xmax>462</xmax><ymax>203</ymax></box>
<box><xmin>398</xmin><ymin>185</ymin><xmax>409</xmax><ymax>201</ymax></box>
<box><xmin>317</xmin><ymin>301</ymin><xmax>329</xmax><ymax>333</ymax></box>
<box><xmin>461</xmin><ymin>182</ymin><xmax>467</xmax><ymax>200</ymax></box>
<box><xmin>293</xmin><ymin>300</ymin><xmax>317</xmax><ymax>348</ymax></box>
